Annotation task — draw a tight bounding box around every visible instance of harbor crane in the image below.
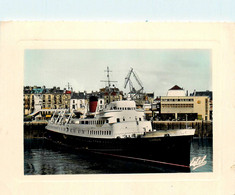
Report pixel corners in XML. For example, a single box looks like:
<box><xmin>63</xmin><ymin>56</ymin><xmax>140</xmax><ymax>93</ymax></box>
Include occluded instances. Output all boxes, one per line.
<box><xmin>124</xmin><ymin>68</ymin><xmax>144</xmax><ymax>99</ymax></box>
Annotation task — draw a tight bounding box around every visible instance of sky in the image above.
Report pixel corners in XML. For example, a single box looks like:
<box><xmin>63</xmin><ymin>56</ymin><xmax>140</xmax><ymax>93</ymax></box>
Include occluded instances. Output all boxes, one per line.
<box><xmin>0</xmin><ymin>0</ymin><xmax>235</xmax><ymax>21</ymax></box>
<box><xmin>24</xmin><ymin>49</ymin><xmax>211</xmax><ymax>96</ymax></box>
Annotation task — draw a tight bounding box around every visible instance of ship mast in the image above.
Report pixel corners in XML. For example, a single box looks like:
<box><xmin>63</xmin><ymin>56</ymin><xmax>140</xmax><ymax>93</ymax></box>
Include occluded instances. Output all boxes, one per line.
<box><xmin>101</xmin><ymin>66</ymin><xmax>117</xmax><ymax>103</ymax></box>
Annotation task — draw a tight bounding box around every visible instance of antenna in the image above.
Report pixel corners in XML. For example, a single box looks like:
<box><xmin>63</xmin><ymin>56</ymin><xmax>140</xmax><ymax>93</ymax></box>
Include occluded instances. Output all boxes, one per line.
<box><xmin>66</xmin><ymin>82</ymin><xmax>72</xmax><ymax>90</ymax></box>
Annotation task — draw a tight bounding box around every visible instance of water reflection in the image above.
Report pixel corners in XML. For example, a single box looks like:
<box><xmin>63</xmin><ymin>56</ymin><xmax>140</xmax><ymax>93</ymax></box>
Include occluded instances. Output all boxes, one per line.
<box><xmin>24</xmin><ymin>138</ymin><xmax>213</xmax><ymax>175</ymax></box>
<box><xmin>190</xmin><ymin>138</ymin><xmax>213</xmax><ymax>172</ymax></box>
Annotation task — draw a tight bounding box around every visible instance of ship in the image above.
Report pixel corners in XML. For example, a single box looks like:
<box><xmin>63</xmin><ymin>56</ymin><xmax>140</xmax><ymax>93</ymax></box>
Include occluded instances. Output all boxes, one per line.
<box><xmin>45</xmin><ymin>98</ymin><xmax>195</xmax><ymax>172</ymax></box>
<box><xmin>45</xmin><ymin>67</ymin><xmax>195</xmax><ymax>172</ymax></box>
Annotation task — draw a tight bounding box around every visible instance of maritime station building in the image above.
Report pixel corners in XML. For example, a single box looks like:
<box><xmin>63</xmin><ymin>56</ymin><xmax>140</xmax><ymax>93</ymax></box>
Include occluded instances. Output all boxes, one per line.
<box><xmin>159</xmin><ymin>85</ymin><xmax>211</xmax><ymax>121</ymax></box>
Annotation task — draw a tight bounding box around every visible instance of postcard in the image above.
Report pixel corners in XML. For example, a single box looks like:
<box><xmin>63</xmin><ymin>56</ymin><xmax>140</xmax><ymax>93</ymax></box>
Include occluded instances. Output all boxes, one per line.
<box><xmin>0</xmin><ymin>22</ymin><xmax>234</xmax><ymax>194</ymax></box>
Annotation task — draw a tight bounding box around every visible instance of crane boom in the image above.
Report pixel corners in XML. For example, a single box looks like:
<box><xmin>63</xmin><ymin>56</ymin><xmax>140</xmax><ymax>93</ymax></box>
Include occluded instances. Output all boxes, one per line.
<box><xmin>124</xmin><ymin>67</ymin><xmax>144</xmax><ymax>98</ymax></box>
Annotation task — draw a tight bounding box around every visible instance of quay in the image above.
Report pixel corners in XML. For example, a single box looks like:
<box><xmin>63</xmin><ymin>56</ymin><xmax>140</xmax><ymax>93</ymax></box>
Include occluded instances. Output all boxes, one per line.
<box><xmin>24</xmin><ymin>121</ymin><xmax>48</xmax><ymax>138</ymax></box>
<box><xmin>24</xmin><ymin>120</ymin><xmax>212</xmax><ymax>138</ymax></box>
<box><xmin>152</xmin><ymin>121</ymin><xmax>213</xmax><ymax>138</ymax></box>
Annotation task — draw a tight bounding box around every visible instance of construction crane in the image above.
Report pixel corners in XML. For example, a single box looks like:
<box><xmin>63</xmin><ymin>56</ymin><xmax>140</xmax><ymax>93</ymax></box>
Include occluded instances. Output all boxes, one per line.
<box><xmin>124</xmin><ymin>68</ymin><xmax>144</xmax><ymax>99</ymax></box>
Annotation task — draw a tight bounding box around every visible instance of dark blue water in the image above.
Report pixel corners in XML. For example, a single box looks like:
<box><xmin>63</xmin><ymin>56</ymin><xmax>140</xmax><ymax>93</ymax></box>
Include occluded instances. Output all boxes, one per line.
<box><xmin>190</xmin><ymin>138</ymin><xmax>213</xmax><ymax>172</ymax></box>
<box><xmin>24</xmin><ymin>138</ymin><xmax>212</xmax><ymax>175</ymax></box>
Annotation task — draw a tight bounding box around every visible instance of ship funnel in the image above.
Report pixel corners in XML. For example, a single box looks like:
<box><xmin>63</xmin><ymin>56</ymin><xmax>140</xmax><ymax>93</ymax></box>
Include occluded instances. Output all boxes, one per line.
<box><xmin>89</xmin><ymin>96</ymin><xmax>98</xmax><ymax>112</ymax></box>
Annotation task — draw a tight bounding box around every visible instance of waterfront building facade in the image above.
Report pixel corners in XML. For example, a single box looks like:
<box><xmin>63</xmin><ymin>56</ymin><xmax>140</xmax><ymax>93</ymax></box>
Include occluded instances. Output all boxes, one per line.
<box><xmin>191</xmin><ymin>90</ymin><xmax>213</xmax><ymax>121</ymax></box>
<box><xmin>24</xmin><ymin>86</ymin><xmax>71</xmax><ymax>118</ymax></box>
<box><xmin>159</xmin><ymin>85</ymin><xmax>211</xmax><ymax>121</ymax></box>
<box><xmin>160</xmin><ymin>96</ymin><xmax>210</xmax><ymax>121</ymax></box>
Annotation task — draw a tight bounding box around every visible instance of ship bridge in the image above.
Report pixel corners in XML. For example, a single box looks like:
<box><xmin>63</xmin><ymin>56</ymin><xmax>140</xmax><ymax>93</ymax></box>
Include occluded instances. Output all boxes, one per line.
<box><xmin>106</xmin><ymin>100</ymin><xmax>136</xmax><ymax>110</ymax></box>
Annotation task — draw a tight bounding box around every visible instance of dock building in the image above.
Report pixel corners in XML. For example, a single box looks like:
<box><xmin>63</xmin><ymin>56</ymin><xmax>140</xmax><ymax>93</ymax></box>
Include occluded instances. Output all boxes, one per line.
<box><xmin>159</xmin><ymin>85</ymin><xmax>211</xmax><ymax>121</ymax></box>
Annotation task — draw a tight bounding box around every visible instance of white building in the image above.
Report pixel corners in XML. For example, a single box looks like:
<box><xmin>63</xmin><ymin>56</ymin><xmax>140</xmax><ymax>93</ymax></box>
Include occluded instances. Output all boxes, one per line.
<box><xmin>160</xmin><ymin>85</ymin><xmax>210</xmax><ymax>121</ymax></box>
<box><xmin>166</xmin><ymin>85</ymin><xmax>186</xmax><ymax>96</ymax></box>
<box><xmin>70</xmin><ymin>93</ymin><xmax>87</xmax><ymax>113</ymax></box>
<box><xmin>34</xmin><ymin>94</ymin><xmax>42</xmax><ymax>113</ymax></box>
<box><xmin>97</xmin><ymin>98</ymin><xmax>105</xmax><ymax>112</ymax></box>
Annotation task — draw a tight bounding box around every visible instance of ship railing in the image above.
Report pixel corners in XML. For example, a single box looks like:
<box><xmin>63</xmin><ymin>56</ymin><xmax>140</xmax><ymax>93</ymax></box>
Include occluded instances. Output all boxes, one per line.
<box><xmin>49</xmin><ymin>110</ymin><xmax>57</xmax><ymax>124</ymax></box>
<box><xmin>65</xmin><ymin>111</ymin><xmax>74</xmax><ymax>125</ymax></box>
<box><xmin>58</xmin><ymin>110</ymin><xmax>66</xmax><ymax>125</ymax></box>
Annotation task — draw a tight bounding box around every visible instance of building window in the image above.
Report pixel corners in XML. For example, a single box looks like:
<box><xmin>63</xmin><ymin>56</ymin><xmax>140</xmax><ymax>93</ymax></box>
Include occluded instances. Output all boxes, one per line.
<box><xmin>117</xmin><ymin>118</ymin><xmax>120</xmax><ymax>123</ymax></box>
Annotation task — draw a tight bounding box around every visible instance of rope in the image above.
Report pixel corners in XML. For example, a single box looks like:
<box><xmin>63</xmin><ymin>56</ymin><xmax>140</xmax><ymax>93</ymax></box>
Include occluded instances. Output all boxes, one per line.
<box><xmin>89</xmin><ymin>150</ymin><xmax>190</xmax><ymax>168</ymax></box>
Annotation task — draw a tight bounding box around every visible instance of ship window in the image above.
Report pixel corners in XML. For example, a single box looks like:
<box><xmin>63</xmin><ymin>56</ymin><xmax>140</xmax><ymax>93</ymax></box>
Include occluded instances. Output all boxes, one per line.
<box><xmin>81</xmin><ymin>121</ymin><xmax>84</xmax><ymax>124</ymax></box>
<box><xmin>117</xmin><ymin>118</ymin><xmax>120</xmax><ymax>123</ymax></box>
<box><xmin>85</xmin><ymin>121</ymin><xmax>88</xmax><ymax>124</ymax></box>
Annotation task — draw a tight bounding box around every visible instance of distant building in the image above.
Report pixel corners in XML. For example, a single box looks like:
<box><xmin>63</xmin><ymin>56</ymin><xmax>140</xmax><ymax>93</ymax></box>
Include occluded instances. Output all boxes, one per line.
<box><xmin>70</xmin><ymin>92</ymin><xmax>87</xmax><ymax>114</ymax></box>
<box><xmin>166</xmin><ymin>85</ymin><xmax>186</xmax><ymax>96</ymax></box>
<box><xmin>191</xmin><ymin>90</ymin><xmax>213</xmax><ymax>120</ymax></box>
<box><xmin>99</xmin><ymin>86</ymin><xmax>123</xmax><ymax>104</ymax></box>
<box><xmin>23</xmin><ymin>86</ymin><xmax>71</xmax><ymax>119</ymax></box>
<box><xmin>158</xmin><ymin>85</ymin><xmax>211</xmax><ymax>121</ymax></box>
<box><xmin>160</xmin><ymin>96</ymin><xmax>210</xmax><ymax>121</ymax></box>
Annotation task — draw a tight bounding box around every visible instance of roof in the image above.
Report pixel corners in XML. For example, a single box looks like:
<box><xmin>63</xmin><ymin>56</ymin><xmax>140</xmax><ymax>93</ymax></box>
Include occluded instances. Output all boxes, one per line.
<box><xmin>169</xmin><ymin>85</ymin><xmax>183</xmax><ymax>90</ymax></box>
<box><xmin>71</xmin><ymin>92</ymin><xmax>86</xmax><ymax>99</ymax></box>
<box><xmin>194</xmin><ymin>91</ymin><xmax>213</xmax><ymax>100</ymax></box>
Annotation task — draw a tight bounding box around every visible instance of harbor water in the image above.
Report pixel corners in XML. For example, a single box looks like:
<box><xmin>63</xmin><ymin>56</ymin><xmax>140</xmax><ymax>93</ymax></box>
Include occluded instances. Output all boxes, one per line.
<box><xmin>24</xmin><ymin>137</ymin><xmax>212</xmax><ymax>175</ymax></box>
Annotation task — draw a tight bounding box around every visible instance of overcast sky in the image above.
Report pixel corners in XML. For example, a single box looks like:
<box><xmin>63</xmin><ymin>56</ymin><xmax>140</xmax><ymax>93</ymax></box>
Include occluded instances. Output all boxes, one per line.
<box><xmin>24</xmin><ymin>49</ymin><xmax>211</xmax><ymax>96</ymax></box>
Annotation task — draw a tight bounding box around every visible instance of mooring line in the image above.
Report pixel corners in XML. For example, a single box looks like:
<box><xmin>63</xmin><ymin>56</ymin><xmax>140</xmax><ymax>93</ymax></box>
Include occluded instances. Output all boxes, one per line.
<box><xmin>89</xmin><ymin>150</ymin><xmax>190</xmax><ymax>168</ymax></box>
